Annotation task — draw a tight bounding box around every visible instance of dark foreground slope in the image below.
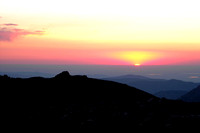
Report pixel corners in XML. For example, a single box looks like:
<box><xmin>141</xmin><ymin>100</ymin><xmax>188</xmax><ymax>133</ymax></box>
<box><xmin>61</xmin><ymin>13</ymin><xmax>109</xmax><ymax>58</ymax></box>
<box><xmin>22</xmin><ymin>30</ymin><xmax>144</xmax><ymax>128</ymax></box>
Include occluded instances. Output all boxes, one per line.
<box><xmin>1</xmin><ymin>71</ymin><xmax>200</xmax><ymax>131</ymax></box>
<box><xmin>180</xmin><ymin>85</ymin><xmax>200</xmax><ymax>102</ymax></box>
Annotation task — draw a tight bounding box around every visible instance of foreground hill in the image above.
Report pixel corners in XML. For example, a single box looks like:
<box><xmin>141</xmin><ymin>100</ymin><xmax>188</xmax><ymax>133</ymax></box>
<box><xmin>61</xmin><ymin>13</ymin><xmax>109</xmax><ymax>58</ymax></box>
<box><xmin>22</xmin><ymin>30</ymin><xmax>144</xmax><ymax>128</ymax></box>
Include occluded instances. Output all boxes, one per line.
<box><xmin>180</xmin><ymin>85</ymin><xmax>200</xmax><ymax>102</ymax></box>
<box><xmin>154</xmin><ymin>90</ymin><xmax>188</xmax><ymax>100</ymax></box>
<box><xmin>1</xmin><ymin>71</ymin><xmax>200</xmax><ymax>131</ymax></box>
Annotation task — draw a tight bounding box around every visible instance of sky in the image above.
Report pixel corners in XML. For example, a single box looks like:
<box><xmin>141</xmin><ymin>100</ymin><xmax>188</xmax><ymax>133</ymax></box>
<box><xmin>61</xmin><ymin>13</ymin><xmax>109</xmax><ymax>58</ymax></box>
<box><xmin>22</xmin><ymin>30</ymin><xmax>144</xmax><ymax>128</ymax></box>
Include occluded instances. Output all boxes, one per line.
<box><xmin>0</xmin><ymin>0</ymin><xmax>200</xmax><ymax>66</ymax></box>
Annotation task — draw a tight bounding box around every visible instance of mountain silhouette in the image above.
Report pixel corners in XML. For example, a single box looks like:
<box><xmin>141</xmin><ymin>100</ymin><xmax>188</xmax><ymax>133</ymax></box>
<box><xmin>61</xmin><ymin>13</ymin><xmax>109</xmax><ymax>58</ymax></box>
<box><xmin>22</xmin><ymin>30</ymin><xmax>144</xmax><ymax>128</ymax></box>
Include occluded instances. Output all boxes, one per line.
<box><xmin>103</xmin><ymin>75</ymin><xmax>200</xmax><ymax>99</ymax></box>
<box><xmin>54</xmin><ymin>71</ymin><xmax>71</xmax><ymax>79</ymax></box>
<box><xmin>180</xmin><ymin>85</ymin><xmax>200</xmax><ymax>102</ymax></box>
<box><xmin>1</xmin><ymin>71</ymin><xmax>200</xmax><ymax>131</ymax></box>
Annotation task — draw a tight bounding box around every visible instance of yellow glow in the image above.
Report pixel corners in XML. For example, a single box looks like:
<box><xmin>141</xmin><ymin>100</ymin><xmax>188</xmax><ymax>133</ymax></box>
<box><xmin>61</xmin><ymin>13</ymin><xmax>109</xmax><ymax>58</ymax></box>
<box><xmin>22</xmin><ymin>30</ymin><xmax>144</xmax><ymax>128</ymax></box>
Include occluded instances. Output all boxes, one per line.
<box><xmin>134</xmin><ymin>64</ymin><xmax>141</xmax><ymax>66</ymax></box>
<box><xmin>113</xmin><ymin>51</ymin><xmax>160</xmax><ymax>65</ymax></box>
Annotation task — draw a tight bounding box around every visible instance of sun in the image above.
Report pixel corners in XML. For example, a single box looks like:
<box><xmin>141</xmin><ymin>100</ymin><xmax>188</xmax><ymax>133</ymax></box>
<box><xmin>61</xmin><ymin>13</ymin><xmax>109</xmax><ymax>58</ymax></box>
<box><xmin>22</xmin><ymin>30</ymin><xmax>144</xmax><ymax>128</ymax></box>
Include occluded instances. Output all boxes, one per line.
<box><xmin>112</xmin><ymin>51</ymin><xmax>159</xmax><ymax>65</ymax></box>
<box><xmin>134</xmin><ymin>63</ymin><xmax>141</xmax><ymax>66</ymax></box>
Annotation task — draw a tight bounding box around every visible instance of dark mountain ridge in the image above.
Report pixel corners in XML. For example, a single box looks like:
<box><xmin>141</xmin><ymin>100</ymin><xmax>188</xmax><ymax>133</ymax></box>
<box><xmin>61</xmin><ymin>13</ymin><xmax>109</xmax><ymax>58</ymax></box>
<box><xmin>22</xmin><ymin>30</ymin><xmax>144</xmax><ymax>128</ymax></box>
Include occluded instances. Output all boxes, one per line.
<box><xmin>1</xmin><ymin>71</ymin><xmax>200</xmax><ymax>131</ymax></box>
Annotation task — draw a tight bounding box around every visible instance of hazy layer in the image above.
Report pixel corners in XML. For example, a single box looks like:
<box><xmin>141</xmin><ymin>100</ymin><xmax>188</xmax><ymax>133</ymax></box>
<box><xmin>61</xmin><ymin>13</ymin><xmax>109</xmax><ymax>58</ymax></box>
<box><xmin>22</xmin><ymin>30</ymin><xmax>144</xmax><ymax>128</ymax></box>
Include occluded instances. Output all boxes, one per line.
<box><xmin>0</xmin><ymin>64</ymin><xmax>199</xmax><ymax>83</ymax></box>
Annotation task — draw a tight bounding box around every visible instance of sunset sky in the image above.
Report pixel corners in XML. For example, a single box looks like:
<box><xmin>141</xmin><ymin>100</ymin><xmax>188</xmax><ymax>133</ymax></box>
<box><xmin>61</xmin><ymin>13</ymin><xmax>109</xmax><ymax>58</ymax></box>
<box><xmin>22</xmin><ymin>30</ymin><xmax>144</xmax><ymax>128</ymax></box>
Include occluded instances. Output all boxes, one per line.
<box><xmin>1</xmin><ymin>0</ymin><xmax>200</xmax><ymax>65</ymax></box>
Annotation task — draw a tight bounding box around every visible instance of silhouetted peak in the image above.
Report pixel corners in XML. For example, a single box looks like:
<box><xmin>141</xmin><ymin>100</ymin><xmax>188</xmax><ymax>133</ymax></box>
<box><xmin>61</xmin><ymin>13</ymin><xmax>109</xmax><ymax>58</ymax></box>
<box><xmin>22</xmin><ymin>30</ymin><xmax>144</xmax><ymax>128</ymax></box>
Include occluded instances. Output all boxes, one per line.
<box><xmin>54</xmin><ymin>71</ymin><xmax>71</xmax><ymax>79</ymax></box>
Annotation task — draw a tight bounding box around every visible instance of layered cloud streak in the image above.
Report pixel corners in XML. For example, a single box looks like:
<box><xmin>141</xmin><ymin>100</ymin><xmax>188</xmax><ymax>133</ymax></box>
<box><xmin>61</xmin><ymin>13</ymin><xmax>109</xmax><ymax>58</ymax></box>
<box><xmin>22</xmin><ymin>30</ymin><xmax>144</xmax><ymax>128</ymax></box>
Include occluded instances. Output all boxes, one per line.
<box><xmin>0</xmin><ymin>23</ymin><xmax>44</xmax><ymax>41</ymax></box>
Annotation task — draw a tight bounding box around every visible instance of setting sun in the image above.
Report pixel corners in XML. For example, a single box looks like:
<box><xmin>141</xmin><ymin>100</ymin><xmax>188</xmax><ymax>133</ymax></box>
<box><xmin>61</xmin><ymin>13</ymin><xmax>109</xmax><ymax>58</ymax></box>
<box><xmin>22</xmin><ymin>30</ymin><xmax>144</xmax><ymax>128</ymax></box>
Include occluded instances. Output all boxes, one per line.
<box><xmin>112</xmin><ymin>51</ymin><xmax>160</xmax><ymax>65</ymax></box>
<box><xmin>134</xmin><ymin>63</ymin><xmax>141</xmax><ymax>66</ymax></box>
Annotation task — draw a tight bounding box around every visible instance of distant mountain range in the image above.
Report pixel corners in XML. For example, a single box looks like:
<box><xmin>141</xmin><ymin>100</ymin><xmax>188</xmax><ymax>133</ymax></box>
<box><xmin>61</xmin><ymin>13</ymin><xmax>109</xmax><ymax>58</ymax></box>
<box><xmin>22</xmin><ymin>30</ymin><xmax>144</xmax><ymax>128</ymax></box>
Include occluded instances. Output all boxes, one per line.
<box><xmin>0</xmin><ymin>71</ymin><xmax>54</xmax><ymax>78</ymax></box>
<box><xmin>1</xmin><ymin>71</ymin><xmax>200</xmax><ymax>130</ymax></box>
<box><xmin>103</xmin><ymin>75</ymin><xmax>200</xmax><ymax>99</ymax></box>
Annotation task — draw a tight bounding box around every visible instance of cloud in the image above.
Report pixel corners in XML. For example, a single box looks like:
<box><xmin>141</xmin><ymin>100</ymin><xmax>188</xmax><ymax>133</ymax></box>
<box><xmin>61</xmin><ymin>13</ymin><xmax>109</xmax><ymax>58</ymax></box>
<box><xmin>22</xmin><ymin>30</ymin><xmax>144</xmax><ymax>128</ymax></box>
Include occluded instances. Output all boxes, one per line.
<box><xmin>3</xmin><ymin>23</ymin><xmax>18</xmax><ymax>26</ymax></box>
<box><xmin>0</xmin><ymin>25</ymin><xmax>45</xmax><ymax>41</ymax></box>
<box><xmin>189</xmin><ymin>76</ymin><xmax>199</xmax><ymax>79</ymax></box>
